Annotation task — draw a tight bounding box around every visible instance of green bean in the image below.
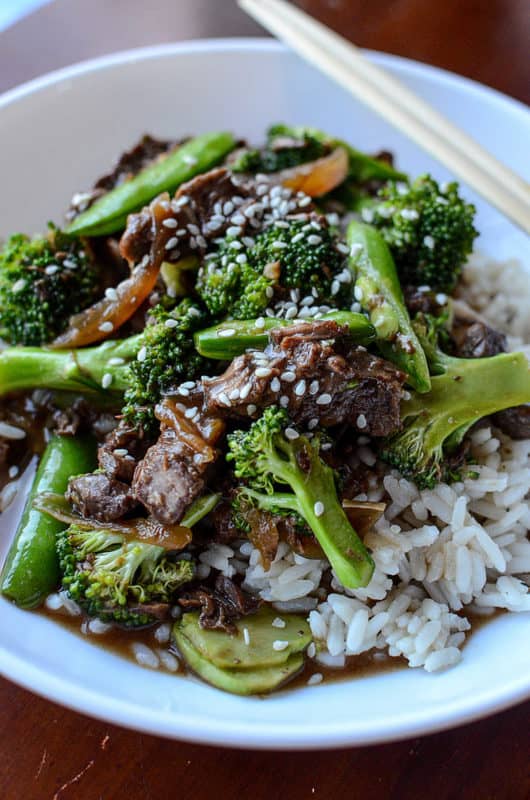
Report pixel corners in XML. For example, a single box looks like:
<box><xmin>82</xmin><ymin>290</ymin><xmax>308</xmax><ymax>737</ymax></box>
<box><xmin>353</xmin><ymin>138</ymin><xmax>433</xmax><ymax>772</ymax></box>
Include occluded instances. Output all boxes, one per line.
<box><xmin>0</xmin><ymin>435</ymin><xmax>96</xmax><ymax>608</ymax></box>
<box><xmin>194</xmin><ymin>311</ymin><xmax>376</xmax><ymax>360</ymax></box>
<box><xmin>66</xmin><ymin>132</ymin><xmax>236</xmax><ymax>237</ymax></box>
<box><xmin>347</xmin><ymin>220</ymin><xmax>431</xmax><ymax>393</ymax></box>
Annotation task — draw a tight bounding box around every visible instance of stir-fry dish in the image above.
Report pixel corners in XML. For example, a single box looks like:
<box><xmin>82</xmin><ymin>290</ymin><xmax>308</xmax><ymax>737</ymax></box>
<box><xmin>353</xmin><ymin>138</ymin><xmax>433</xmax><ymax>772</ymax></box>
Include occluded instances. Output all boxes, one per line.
<box><xmin>1</xmin><ymin>125</ymin><xmax>529</xmax><ymax>695</ymax></box>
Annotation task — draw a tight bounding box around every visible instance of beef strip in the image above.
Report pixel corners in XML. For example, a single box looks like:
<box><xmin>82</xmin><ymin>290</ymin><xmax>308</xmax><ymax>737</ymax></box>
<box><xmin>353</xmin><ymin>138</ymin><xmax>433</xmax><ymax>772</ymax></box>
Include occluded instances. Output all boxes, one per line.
<box><xmin>178</xmin><ymin>575</ymin><xmax>260</xmax><ymax>634</ymax></box>
<box><xmin>492</xmin><ymin>406</ymin><xmax>530</xmax><ymax>440</ymax></box>
<box><xmin>452</xmin><ymin>319</ymin><xmax>507</xmax><ymax>358</ymax></box>
<box><xmin>98</xmin><ymin>421</ymin><xmax>152</xmax><ymax>484</ymax></box>
<box><xmin>66</xmin><ymin>473</ymin><xmax>137</xmax><ymax>522</ymax></box>
<box><xmin>66</xmin><ymin>135</ymin><xmax>179</xmax><ymax>221</ymax></box>
<box><xmin>132</xmin><ymin>393</ymin><xmax>225</xmax><ymax>525</ymax></box>
<box><xmin>203</xmin><ymin>320</ymin><xmax>405</xmax><ymax>437</ymax></box>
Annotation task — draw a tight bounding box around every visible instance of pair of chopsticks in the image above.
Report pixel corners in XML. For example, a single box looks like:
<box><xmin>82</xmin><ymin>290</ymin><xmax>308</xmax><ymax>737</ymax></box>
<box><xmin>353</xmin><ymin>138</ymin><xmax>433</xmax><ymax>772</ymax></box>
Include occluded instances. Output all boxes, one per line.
<box><xmin>239</xmin><ymin>0</ymin><xmax>530</xmax><ymax>234</ymax></box>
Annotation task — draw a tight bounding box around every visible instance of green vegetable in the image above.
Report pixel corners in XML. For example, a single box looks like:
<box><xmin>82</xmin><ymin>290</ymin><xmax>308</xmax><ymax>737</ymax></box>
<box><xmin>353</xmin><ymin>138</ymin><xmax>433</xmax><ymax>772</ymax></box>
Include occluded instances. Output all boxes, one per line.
<box><xmin>194</xmin><ymin>311</ymin><xmax>375</xmax><ymax>359</ymax></box>
<box><xmin>381</xmin><ymin>340</ymin><xmax>530</xmax><ymax>489</ymax></box>
<box><xmin>227</xmin><ymin>407</ymin><xmax>374</xmax><ymax>589</ymax></box>
<box><xmin>347</xmin><ymin>220</ymin><xmax>431</xmax><ymax>393</ymax></box>
<box><xmin>0</xmin><ymin>298</ymin><xmax>212</xmax><ymax>433</ymax></box>
<box><xmin>57</xmin><ymin>524</ymin><xmax>195</xmax><ymax>628</ymax></box>
<box><xmin>0</xmin><ymin>230</ymin><xmax>99</xmax><ymax>345</ymax></box>
<box><xmin>66</xmin><ymin>132</ymin><xmax>236</xmax><ymax>237</ymax></box>
<box><xmin>231</xmin><ymin>129</ymin><xmax>327</xmax><ymax>174</ymax></box>
<box><xmin>369</xmin><ymin>174</ymin><xmax>478</xmax><ymax>292</ymax></box>
<box><xmin>180</xmin><ymin>492</ymin><xmax>221</xmax><ymax>528</ymax></box>
<box><xmin>195</xmin><ymin>217</ymin><xmax>352</xmax><ymax>320</ymax></box>
<box><xmin>174</xmin><ymin>608</ymin><xmax>311</xmax><ymax>695</ymax></box>
<box><xmin>0</xmin><ymin>435</ymin><xmax>96</xmax><ymax>608</ymax></box>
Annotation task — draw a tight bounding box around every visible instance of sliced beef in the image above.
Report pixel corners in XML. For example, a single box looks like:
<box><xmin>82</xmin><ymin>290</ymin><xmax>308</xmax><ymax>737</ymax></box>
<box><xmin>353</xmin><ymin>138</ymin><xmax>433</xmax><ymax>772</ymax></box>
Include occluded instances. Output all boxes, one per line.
<box><xmin>178</xmin><ymin>575</ymin><xmax>260</xmax><ymax>634</ymax></box>
<box><xmin>67</xmin><ymin>135</ymin><xmax>178</xmax><ymax>220</ymax></box>
<box><xmin>98</xmin><ymin>421</ymin><xmax>152</xmax><ymax>484</ymax></box>
<box><xmin>493</xmin><ymin>406</ymin><xmax>530</xmax><ymax>440</ymax></box>
<box><xmin>132</xmin><ymin>394</ymin><xmax>225</xmax><ymax>525</ymax></box>
<box><xmin>452</xmin><ymin>320</ymin><xmax>507</xmax><ymax>359</ymax></box>
<box><xmin>203</xmin><ymin>320</ymin><xmax>405</xmax><ymax>437</ymax></box>
<box><xmin>404</xmin><ymin>286</ymin><xmax>446</xmax><ymax>316</ymax></box>
<box><xmin>66</xmin><ymin>473</ymin><xmax>137</xmax><ymax>522</ymax></box>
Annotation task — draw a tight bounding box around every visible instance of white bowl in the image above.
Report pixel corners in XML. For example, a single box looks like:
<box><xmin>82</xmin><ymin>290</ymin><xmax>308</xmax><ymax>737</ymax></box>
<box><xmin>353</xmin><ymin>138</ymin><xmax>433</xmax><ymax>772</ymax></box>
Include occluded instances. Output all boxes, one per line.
<box><xmin>0</xmin><ymin>39</ymin><xmax>529</xmax><ymax>749</ymax></box>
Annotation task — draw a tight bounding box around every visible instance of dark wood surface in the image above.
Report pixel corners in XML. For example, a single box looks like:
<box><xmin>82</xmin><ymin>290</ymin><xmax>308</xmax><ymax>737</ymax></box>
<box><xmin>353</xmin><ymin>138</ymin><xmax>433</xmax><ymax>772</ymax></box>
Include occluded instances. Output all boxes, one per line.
<box><xmin>1</xmin><ymin>1</ymin><xmax>529</xmax><ymax>797</ymax></box>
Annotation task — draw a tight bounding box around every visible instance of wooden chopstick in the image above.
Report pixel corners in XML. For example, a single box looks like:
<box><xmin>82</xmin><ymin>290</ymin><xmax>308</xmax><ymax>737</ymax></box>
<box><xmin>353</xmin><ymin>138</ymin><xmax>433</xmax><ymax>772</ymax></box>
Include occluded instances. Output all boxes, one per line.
<box><xmin>239</xmin><ymin>0</ymin><xmax>530</xmax><ymax>234</ymax></box>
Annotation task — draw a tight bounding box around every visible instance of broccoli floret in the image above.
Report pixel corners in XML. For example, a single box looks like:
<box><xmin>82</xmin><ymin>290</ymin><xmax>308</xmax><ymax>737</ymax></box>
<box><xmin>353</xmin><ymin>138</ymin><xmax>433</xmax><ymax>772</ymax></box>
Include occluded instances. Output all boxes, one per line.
<box><xmin>196</xmin><ymin>219</ymin><xmax>350</xmax><ymax>319</ymax></box>
<box><xmin>0</xmin><ymin>228</ymin><xmax>99</xmax><ymax>345</ymax></box>
<box><xmin>231</xmin><ymin>131</ymin><xmax>327</xmax><ymax>174</ymax></box>
<box><xmin>369</xmin><ymin>175</ymin><xmax>478</xmax><ymax>292</ymax></box>
<box><xmin>227</xmin><ymin>407</ymin><xmax>374</xmax><ymax>589</ymax></box>
<box><xmin>0</xmin><ymin>298</ymin><xmax>212</xmax><ymax>433</ymax></box>
<box><xmin>57</xmin><ymin>524</ymin><xmax>195</xmax><ymax>627</ymax></box>
<box><xmin>381</xmin><ymin>331</ymin><xmax>530</xmax><ymax>488</ymax></box>
<box><xmin>122</xmin><ymin>298</ymin><xmax>212</xmax><ymax>430</ymax></box>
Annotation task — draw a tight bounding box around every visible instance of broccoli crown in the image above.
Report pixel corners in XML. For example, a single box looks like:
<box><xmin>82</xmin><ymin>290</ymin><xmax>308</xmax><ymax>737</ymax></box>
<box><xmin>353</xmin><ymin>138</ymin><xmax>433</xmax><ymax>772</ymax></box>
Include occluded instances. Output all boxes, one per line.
<box><xmin>0</xmin><ymin>229</ymin><xmax>99</xmax><ymax>345</ymax></box>
<box><xmin>381</xmin><ymin>347</ymin><xmax>530</xmax><ymax>488</ymax></box>
<box><xmin>231</xmin><ymin>131</ymin><xmax>327</xmax><ymax>174</ymax></box>
<box><xmin>57</xmin><ymin>524</ymin><xmax>195</xmax><ymax>627</ymax></box>
<box><xmin>196</xmin><ymin>219</ymin><xmax>350</xmax><ymax>319</ymax></box>
<box><xmin>122</xmin><ymin>297</ymin><xmax>211</xmax><ymax>430</ymax></box>
<box><xmin>227</xmin><ymin>406</ymin><xmax>290</xmax><ymax>494</ymax></box>
<box><xmin>369</xmin><ymin>175</ymin><xmax>478</xmax><ymax>292</ymax></box>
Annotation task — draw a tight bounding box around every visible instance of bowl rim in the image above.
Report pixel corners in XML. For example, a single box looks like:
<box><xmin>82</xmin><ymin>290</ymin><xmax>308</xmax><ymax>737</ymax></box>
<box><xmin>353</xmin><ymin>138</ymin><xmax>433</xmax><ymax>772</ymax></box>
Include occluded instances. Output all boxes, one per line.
<box><xmin>0</xmin><ymin>37</ymin><xmax>529</xmax><ymax>749</ymax></box>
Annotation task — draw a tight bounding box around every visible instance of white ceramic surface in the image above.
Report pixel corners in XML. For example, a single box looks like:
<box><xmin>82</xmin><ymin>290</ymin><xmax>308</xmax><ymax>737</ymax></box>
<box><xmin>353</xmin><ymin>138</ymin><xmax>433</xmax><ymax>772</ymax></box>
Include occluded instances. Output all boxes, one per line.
<box><xmin>0</xmin><ymin>39</ymin><xmax>529</xmax><ymax>749</ymax></box>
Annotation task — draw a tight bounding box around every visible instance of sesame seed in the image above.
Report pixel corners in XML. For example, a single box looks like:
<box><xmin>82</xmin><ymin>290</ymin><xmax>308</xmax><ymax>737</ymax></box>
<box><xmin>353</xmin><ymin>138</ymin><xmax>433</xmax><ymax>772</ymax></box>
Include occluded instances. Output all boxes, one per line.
<box><xmin>299</xmin><ymin>195</ymin><xmax>312</xmax><ymax>207</ymax></box>
<box><xmin>279</xmin><ymin>395</ymin><xmax>290</xmax><ymax>408</ymax></box>
<box><xmin>357</xmin><ymin>413</ymin><xmax>367</xmax><ymax>429</ymax></box>
<box><xmin>361</xmin><ymin>208</ymin><xmax>374</xmax><ymax>223</ymax></box>
<box><xmin>105</xmin><ymin>287</ymin><xmax>119</xmax><ymax>301</ymax></box>
<box><xmin>11</xmin><ymin>279</ymin><xmax>27</xmax><ymax>293</ymax></box>
<box><xmin>45</xmin><ymin>265</ymin><xmax>59</xmax><ymax>275</ymax></box>
<box><xmin>307</xmin><ymin>642</ymin><xmax>316</xmax><ymax>658</ymax></box>
<box><xmin>435</xmin><ymin>293</ymin><xmax>447</xmax><ymax>305</ymax></box>
<box><xmin>218</xmin><ymin>328</ymin><xmax>236</xmax><ymax>338</ymax></box>
<box><xmin>223</xmin><ymin>201</ymin><xmax>234</xmax><ymax>215</ymax></box>
<box><xmin>243</xmin><ymin>627</ymin><xmax>250</xmax><ymax>646</ymax></box>
<box><xmin>331</xmin><ymin>280</ymin><xmax>340</xmax><ymax>296</ymax></box>
<box><xmin>270</xmin><ymin>377</ymin><xmax>281</xmax><ymax>393</ymax></box>
<box><xmin>62</xmin><ymin>258</ymin><xmax>77</xmax><ymax>269</ymax></box>
<box><xmin>294</xmin><ymin>380</ymin><xmax>306</xmax><ymax>397</ymax></box>
<box><xmin>255</xmin><ymin>367</ymin><xmax>272</xmax><ymax>378</ymax></box>
<box><xmin>265</xmin><ymin>286</ymin><xmax>274</xmax><ymax>299</ymax></box>
<box><xmin>307</xmin><ymin>234</ymin><xmax>322</xmax><ymax>245</ymax></box>
<box><xmin>281</xmin><ymin>371</ymin><xmax>296</xmax><ymax>382</ymax></box>
<box><xmin>314</xmin><ymin>501</ymin><xmax>325</xmax><ymax>517</ymax></box>
<box><xmin>272</xmin><ymin>617</ymin><xmax>286</xmax><ymax>628</ymax></box>
<box><xmin>137</xmin><ymin>346</ymin><xmax>147</xmax><ymax>362</ymax></box>
<box><xmin>184</xmin><ymin>406</ymin><xmax>198</xmax><ymax>419</ymax></box>
<box><xmin>174</xmin><ymin>195</ymin><xmax>189</xmax><ymax>208</ymax></box>
<box><xmin>285</xmin><ymin>427</ymin><xmax>299</xmax><ymax>440</ymax></box>
<box><xmin>178</xmin><ymin>387</ymin><xmax>190</xmax><ymax>396</ymax></box>
<box><xmin>227</xmin><ymin>226</ymin><xmax>242</xmax><ymax>237</ymax></box>
<box><xmin>285</xmin><ymin>306</ymin><xmax>298</xmax><ymax>320</ymax></box>
<box><xmin>187</xmin><ymin>223</ymin><xmax>200</xmax><ymax>235</ymax></box>
<box><xmin>113</xmin><ymin>448</ymin><xmax>128</xmax><ymax>457</ymax></box>
<box><xmin>230</xmin><ymin>240</ymin><xmax>243</xmax><ymax>250</ymax></box>
<box><xmin>272</xmin><ymin>240</ymin><xmax>288</xmax><ymax>250</ymax></box>
<box><xmin>255</xmin><ymin>317</ymin><xmax>265</xmax><ymax>329</ymax></box>
<box><xmin>101</xmin><ymin>373</ymin><xmax>113</xmax><ymax>389</ymax></box>
<box><xmin>0</xmin><ymin>422</ymin><xmax>26</xmax><ymax>440</ymax></box>
<box><xmin>316</xmin><ymin>393</ymin><xmax>332</xmax><ymax>405</ymax></box>
<box><xmin>307</xmin><ymin>418</ymin><xmax>319</xmax><ymax>430</ymax></box>
<box><xmin>247</xmin><ymin>404</ymin><xmax>257</xmax><ymax>415</ymax></box>
<box><xmin>240</xmin><ymin>383</ymin><xmax>252</xmax><ymax>400</ymax></box>
<box><xmin>272</xmin><ymin>640</ymin><xmax>289</xmax><ymax>652</ymax></box>
<box><xmin>228</xmin><ymin>388</ymin><xmax>240</xmax><ymax>401</ymax></box>
<box><xmin>218</xmin><ymin>392</ymin><xmax>231</xmax><ymax>406</ymax></box>
<box><xmin>231</xmin><ymin>213</ymin><xmax>246</xmax><ymax>225</ymax></box>
<box><xmin>354</xmin><ymin>285</ymin><xmax>364</xmax><ymax>301</ymax></box>
<box><xmin>423</xmin><ymin>234</ymin><xmax>435</xmax><ymax>249</ymax></box>
<box><xmin>307</xmin><ymin>673</ymin><xmax>323</xmax><ymax>686</ymax></box>
<box><xmin>236</xmin><ymin>253</ymin><xmax>247</xmax><ymax>264</ymax></box>
<box><xmin>291</xmin><ymin>232</ymin><xmax>305</xmax><ymax>244</ymax></box>
<box><xmin>165</xmin><ymin>236</ymin><xmax>179</xmax><ymax>250</ymax></box>
<box><xmin>8</xmin><ymin>465</ymin><xmax>19</xmax><ymax>479</ymax></box>
<box><xmin>162</xmin><ymin>218</ymin><xmax>178</xmax><ymax>229</ymax></box>
<box><xmin>275</xmin><ymin>220</ymin><xmax>290</xmax><ymax>229</ymax></box>
<box><xmin>98</xmin><ymin>321</ymin><xmax>114</xmax><ymax>333</ymax></box>
<box><xmin>242</xmin><ymin>236</ymin><xmax>255</xmax><ymax>248</ymax></box>
<box><xmin>309</xmin><ymin>380</ymin><xmax>319</xmax><ymax>395</ymax></box>
<box><xmin>401</xmin><ymin>208</ymin><xmax>420</xmax><ymax>221</ymax></box>
<box><xmin>165</xmin><ymin>318</ymin><xmax>179</xmax><ymax>328</ymax></box>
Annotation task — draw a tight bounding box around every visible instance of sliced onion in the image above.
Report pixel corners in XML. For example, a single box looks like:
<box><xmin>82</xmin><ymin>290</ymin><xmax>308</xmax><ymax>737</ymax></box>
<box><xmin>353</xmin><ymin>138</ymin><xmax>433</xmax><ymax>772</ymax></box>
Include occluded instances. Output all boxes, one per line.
<box><xmin>34</xmin><ymin>492</ymin><xmax>192</xmax><ymax>550</ymax></box>
<box><xmin>342</xmin><ymin>500</ymin><xmax>386</xmax><ymax>537</ymax></box>
<box><xmin>280</xmin><ymin>147</ymin><xmax>349</xmax><ymax>197</ymax></box>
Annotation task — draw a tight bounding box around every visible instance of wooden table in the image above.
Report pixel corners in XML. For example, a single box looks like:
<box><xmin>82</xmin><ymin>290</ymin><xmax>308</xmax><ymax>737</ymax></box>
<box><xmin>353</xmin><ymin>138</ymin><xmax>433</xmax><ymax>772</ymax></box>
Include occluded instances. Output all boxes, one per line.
<box><xmin>1</xmin><ymin>1</ymin><xmax>529</xmax><ymax>798</ymax></box>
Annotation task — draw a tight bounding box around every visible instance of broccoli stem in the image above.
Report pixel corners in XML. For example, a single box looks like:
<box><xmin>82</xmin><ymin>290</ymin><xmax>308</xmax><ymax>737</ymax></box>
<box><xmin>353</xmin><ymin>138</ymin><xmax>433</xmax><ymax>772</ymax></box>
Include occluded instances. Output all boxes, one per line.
<box><xmin>347</xmin><ymin>221</ymin><xmax>431</xmax><ymax>393</ymax></box>
<box><xmin>194</xmin><ymin>311</ymin><xmax>375</xmax><ymax>360</ymax></box>
<box><xmin>245</xmin><ymin>437</ymin><xmax>374</xmax><ymax>589</ymax></box>
<box><xmin>0</xmin><ymin>336</ymin><xmax>141</xmax><ymax>397</ymax></box>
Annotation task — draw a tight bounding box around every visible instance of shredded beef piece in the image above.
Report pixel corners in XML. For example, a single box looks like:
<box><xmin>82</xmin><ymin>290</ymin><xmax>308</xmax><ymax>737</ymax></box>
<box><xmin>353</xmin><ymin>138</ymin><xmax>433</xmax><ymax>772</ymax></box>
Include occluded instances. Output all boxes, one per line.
<box><xmin>67</xmin><ymin>135</ymin><xmax>179</xmax><ymax>221</ymax></box>
<box><xmin>212</xmin><ymin>500</ymin><xmax>241</xmax><ymax>544</ymax></box>
<box><xmin>452</xmin><ymin>319</ymin><xmax>507</xmax><ymax>359</ymax></box>
<box><xmin>493</xmin><ymin>406</ymin><xmax>530</xmax><ymax>440</ymax></box>
<box><xmin>127</xmin><ymin>602</ymin><xmax>170</xmax><ymax>622</ymax></box>
<box><xmin>404</xmin><ymin>286</ymin><xmax>446</xmax><ymax>316</ymax></box>
<box><xmin>66</xmin><ymin>473</ymin><xmax>137</xmax><ymax>522</ymax></box>
<box><xmin>178</xmin><ymin>575</ymin><xmax>261</xmax><ymax>634</ymax></box>
<box><xmin>98</xmin><ymin>421</ymin><xmax>152</xmax><ymax>484</ymax></box>
<box><xmin>203</xmin><ymin>320</ymin><xmax>405</xmax><ymax>437</ymax></box>
<box><xmin>132</xmin><ymin>394</ymin><xmax>225</xmax><ymax>525</ymax></box>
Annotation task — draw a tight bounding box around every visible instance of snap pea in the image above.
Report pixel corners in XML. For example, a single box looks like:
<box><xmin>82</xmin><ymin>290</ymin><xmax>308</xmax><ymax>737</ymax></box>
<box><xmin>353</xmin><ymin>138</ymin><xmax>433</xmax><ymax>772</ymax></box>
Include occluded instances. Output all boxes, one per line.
<box><xmin>194</xmin><ymin>311</ymin><xmax>376</xmax><ymax>360</ymax></box>
<box><xmin>66</xmin><ymin>131</ymin><xmax>236</xmax><ymax>238</ymax></box>
<box><xmin>0</xmin><ymin>435</ymin><xmax>96</xmax><ymax>608</ymax></box>
<box><xmin>347</xmin><ymin>220</ymin><xmax>431</xmax><ymax>393</ymax></box>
